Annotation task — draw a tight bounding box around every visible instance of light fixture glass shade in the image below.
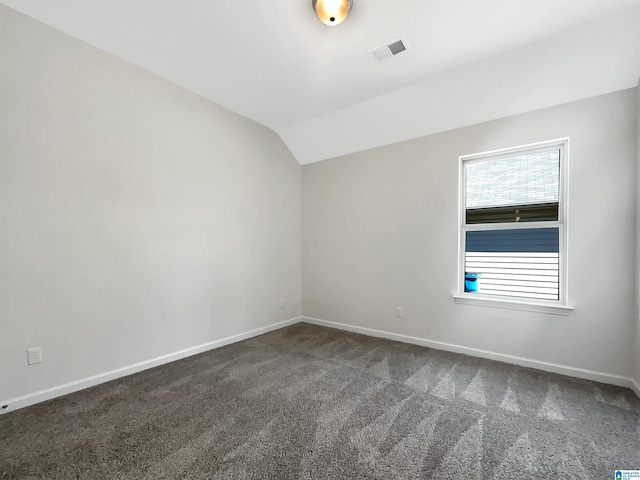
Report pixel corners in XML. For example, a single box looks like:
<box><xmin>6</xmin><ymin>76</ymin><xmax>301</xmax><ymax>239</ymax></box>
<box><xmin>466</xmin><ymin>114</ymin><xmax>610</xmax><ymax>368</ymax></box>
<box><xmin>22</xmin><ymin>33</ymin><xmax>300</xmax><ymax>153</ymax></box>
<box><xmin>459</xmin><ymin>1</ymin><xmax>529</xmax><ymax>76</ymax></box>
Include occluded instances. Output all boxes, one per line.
<box><xmin>313</xmin><ymin>0</ymin><xmax>352</xmax><ymax>26</ymax></box>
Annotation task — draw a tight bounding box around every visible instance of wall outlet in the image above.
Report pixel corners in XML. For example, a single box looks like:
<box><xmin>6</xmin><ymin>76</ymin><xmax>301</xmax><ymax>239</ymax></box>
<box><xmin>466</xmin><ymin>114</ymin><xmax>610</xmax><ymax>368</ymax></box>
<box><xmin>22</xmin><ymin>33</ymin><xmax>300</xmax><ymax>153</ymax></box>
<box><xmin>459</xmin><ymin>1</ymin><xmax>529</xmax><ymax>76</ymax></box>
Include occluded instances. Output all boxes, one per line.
<box><xmin>295</xmin><ymin>296</ymin><xmax>300</xmax><ymax>305</ymax></box>
<box><xmin>395</xmin><ymin>307</ymin><xmax>403</xmax><ymax>318</ymax></box>
<box><xmin>27</xmin><ymin>347</ymin><xmax>42</xmax><ymax>365</ymax></box>
<box><xmin>280</xmin><ymin>298</ymin><xmax>285</xmax><ymax>308</ymax></box>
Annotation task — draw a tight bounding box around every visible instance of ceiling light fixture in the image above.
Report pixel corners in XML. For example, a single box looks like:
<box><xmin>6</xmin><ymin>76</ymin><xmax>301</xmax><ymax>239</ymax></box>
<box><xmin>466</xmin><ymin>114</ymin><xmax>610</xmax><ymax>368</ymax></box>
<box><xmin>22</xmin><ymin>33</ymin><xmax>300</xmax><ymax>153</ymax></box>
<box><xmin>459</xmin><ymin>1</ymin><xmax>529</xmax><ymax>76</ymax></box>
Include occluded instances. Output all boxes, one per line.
<box><xmin>312</xmin><ymin>0</ymin><xmax>352</xmax><ymax>26</ymax></box>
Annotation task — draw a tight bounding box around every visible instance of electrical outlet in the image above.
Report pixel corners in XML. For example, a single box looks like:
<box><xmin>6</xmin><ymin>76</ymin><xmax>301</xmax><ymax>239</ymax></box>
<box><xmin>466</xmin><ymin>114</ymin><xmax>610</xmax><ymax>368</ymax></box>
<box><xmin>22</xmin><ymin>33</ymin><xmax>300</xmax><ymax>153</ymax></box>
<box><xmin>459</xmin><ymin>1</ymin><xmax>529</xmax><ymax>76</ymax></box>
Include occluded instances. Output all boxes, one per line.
<box><xmin>395</xmin><ymin>307</ymin><xmax>403</xmax><ymax>318</ymax></box>
<box><xmin>295</xmin><ymin>296</ymin><xmax>300</xmax><ymax>305</ymax></box>
<box><xmin>27</xmin><ymin>347</ymin><xmax>42</xmax><ymax>365</ymax></box>
<box><xmin>280</xmin><ymin>298</ymin><xmax>285</xmax><ymax>308</ymax></box>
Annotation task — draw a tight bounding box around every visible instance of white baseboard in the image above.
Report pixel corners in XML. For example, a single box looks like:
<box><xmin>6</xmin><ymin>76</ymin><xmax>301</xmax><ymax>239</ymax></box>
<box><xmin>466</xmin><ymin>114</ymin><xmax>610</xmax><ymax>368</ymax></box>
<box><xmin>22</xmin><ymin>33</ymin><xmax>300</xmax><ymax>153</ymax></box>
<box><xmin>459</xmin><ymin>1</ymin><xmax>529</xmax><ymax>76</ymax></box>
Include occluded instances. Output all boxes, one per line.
<box><xmin>0</xmin><ymin>316</ymin><xmax>301</xmax><ymax>415</ymax></box>
<box><xmin>631</xmin><ymin>378</ymin><xmax>640</xmax><ymax>399</ymax></box>
<box><xmin>3</xmin><ymin>314</ymin><xmax>638</xmax><ymax>414</ymax></box>
<box><xmin>302</xmin><ymin>316</ymin><xmax>640</xmax><ymax>394</ymax></box>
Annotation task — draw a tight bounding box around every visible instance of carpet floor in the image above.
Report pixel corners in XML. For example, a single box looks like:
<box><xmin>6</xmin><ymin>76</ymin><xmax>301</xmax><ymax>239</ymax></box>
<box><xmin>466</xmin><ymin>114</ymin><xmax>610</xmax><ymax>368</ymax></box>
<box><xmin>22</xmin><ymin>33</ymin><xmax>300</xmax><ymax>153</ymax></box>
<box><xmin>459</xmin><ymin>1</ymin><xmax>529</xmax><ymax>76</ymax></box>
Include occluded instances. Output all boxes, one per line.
<box><xmin>1</xmin><ymin>323</ymin><xmax>639</xmax><ymax>479</ymax></box>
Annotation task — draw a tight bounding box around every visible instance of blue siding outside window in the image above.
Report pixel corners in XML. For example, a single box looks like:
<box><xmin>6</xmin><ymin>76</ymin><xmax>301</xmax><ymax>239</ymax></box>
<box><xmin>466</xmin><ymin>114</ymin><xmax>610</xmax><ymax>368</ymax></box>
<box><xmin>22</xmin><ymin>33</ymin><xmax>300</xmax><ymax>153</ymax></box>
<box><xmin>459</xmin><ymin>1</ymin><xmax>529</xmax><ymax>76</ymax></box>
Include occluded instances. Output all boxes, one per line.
<box><xmin>465</xmin><ymin>228</ymin><xmax>559</xmax><ymax>253</ymax></box>
<box><xmin>464</xmin><ymin>228</ymin><xmax>560</xmax><ymax>300</ymax></box>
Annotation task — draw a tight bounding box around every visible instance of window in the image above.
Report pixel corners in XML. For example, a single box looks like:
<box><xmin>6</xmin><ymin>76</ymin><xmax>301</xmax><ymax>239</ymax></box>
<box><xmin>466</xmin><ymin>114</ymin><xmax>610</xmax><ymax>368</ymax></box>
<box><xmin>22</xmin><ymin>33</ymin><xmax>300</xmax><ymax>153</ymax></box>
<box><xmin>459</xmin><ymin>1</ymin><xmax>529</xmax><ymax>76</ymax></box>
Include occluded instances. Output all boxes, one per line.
<box><xmin>456</xmin><ymin>139</ymin><xmax>570</xmax><ymax>312</ymax></box>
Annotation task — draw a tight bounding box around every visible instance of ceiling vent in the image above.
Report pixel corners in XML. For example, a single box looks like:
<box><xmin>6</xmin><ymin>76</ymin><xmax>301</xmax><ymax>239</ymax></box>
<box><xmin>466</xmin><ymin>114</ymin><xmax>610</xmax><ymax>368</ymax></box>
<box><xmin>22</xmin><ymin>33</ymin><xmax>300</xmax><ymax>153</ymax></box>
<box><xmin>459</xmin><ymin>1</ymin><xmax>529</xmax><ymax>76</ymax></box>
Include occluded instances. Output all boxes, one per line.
<box><xmin>368</xmin><ymin>36</ymin><xmax>410</xmax><ymax>62</ymax></box>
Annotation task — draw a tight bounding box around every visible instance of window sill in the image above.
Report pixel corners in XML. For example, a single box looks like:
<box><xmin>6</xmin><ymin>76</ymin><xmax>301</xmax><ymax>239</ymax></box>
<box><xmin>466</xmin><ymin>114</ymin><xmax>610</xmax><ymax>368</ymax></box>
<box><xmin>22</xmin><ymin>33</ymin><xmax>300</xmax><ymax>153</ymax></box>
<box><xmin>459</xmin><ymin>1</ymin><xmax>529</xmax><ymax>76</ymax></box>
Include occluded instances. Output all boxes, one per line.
<box><xmin>453</xmin><ymin>294</ymin><xmax>574</xmax><ymax>315</ymax></box>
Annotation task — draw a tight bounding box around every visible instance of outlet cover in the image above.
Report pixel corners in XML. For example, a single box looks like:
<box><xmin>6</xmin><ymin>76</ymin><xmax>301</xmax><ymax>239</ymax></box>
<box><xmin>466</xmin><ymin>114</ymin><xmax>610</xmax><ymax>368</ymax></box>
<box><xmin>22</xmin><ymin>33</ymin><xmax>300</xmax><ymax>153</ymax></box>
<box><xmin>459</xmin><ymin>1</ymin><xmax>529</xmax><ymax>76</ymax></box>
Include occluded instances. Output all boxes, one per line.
<box><xmin>395</xmin><ymin>307</ymin><xmax>403</xmax><ymax>318</ymax></box>
<box><xmin>27</xmin><ymin>347</ymin><xmax>42</xmax><ymax>365</ymax></box>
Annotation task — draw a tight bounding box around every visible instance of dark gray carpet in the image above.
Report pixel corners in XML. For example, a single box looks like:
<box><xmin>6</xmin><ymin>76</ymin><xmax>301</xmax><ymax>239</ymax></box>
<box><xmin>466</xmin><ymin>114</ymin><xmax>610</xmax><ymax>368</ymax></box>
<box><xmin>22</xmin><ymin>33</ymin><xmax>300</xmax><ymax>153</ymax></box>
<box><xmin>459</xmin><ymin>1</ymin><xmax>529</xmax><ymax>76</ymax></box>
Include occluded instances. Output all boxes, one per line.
<box><xmin>1</xmin><ymin>322</ymin><xmax>639</xmax><ymax>479</ymax></box>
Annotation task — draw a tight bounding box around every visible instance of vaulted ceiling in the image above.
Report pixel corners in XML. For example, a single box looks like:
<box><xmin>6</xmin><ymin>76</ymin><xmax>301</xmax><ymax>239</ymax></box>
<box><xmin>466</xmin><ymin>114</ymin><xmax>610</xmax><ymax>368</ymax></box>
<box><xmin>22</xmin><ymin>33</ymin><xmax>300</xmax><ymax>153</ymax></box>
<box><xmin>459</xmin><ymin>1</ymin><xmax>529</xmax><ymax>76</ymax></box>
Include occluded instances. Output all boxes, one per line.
<box><xmin>3</xmin><ymin>0</ymin><xmax>640</xmax><ymax>164</ymax></box>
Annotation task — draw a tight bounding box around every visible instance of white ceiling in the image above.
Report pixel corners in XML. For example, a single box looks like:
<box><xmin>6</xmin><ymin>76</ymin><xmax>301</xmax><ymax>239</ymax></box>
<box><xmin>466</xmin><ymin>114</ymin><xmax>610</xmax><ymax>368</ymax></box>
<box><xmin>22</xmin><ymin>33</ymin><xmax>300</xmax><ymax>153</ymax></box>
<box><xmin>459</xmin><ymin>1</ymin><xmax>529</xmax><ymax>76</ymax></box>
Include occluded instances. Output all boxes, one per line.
<box><xmin>3</xmin><ymin>0</ymin><xmax>640</xmax><ymax>164</ymax></box>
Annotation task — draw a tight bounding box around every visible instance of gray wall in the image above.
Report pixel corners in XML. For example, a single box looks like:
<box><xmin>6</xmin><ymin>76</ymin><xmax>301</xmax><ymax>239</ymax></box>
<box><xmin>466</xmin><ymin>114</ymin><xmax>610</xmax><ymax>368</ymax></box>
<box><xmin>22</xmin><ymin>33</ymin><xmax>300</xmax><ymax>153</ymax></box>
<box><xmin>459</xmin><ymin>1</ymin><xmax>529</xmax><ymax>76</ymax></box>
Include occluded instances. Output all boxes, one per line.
<box><xmin>0</xmin><ymin>6</ymin><xmax>301</xmax><ymax>401</ymax></box>
<box><xmin>302</xmin><ymin>89</ymin><xmax>638</xmax><ymax>378</ymax></box>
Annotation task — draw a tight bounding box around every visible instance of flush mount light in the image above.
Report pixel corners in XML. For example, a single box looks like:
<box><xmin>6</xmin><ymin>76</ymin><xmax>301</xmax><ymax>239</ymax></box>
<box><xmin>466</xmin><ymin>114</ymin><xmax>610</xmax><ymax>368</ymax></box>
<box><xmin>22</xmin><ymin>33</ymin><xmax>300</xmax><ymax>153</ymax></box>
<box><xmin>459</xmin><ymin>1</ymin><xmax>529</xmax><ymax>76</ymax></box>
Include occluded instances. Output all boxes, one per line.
<box><xmin>312</xmin><ymin>0</ymin><xmax>352</xmax><ymax>26</ymax></box>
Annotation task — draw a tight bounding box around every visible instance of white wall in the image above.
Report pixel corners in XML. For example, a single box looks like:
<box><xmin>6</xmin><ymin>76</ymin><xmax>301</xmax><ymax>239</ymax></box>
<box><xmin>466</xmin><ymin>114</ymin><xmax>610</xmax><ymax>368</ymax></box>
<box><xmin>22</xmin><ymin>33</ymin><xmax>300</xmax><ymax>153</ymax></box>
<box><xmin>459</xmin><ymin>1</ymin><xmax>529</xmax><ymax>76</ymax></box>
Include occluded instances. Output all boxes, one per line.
<box><xmin>0</xmin><ymin>6</ymin><xmax>301</xmax><ymax>404</ymax></box>
<box><xmin>635</xmin><ymin>78</ymin><xmax>640</xmax><ymax>389</ymax></box>
<box><xmin>302</xmin><ymin>89</ymin><xmax>637</xmax><ymax>379</ymax></box>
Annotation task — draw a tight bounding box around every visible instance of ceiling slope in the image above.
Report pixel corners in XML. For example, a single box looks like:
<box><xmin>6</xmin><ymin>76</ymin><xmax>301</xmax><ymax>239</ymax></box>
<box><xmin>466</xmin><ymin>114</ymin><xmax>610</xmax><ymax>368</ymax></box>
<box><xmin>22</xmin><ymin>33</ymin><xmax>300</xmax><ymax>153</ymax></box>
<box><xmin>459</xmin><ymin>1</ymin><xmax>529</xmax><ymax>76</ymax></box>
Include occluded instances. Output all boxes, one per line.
<box><xmin>1</xmin><ymin>0</ymin><xmax>639</xmax><ymax>164</ymax></box>
<box><xmin>284</xmin><ymin>5</ymin><xmax>640</xmax><ymax>163</ymax></box>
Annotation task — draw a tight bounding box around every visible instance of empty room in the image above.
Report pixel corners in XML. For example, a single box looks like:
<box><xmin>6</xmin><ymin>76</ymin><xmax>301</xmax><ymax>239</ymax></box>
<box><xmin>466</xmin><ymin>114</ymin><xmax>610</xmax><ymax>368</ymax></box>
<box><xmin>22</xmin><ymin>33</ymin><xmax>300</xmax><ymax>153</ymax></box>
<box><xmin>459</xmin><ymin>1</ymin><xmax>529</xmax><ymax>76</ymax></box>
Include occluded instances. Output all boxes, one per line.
<box><xmin>1</xmin><ymin>0</ymin><xmax>639</xmax><ymax>478</ymax></box>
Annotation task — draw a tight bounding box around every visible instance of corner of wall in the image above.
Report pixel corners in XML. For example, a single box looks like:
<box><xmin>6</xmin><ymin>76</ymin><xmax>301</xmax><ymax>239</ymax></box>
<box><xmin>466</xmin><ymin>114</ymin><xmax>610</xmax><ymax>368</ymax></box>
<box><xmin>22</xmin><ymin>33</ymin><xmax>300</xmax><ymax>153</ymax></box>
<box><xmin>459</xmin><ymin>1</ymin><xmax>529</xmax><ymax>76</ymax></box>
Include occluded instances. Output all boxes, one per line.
<box><xmin>635</xmin><ymin>77</ymin><xmax>640</xmax><ymax>394</ymax></box>
<box><xmin>1</xmin><ymin>7</ymin><xmax>303</xmax><ymax>406</ymax></box>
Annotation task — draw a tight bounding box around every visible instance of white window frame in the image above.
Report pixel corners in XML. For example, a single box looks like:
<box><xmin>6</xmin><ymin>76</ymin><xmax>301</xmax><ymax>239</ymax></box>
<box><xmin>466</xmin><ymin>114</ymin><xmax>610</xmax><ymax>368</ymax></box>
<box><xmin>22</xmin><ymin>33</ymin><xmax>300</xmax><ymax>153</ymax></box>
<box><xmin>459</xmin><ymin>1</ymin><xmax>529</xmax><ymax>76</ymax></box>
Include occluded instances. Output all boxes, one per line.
<box><xmin>453</xmin><ymin>138</ymin><xmax>573</xmax><ymax>315</ymax></box>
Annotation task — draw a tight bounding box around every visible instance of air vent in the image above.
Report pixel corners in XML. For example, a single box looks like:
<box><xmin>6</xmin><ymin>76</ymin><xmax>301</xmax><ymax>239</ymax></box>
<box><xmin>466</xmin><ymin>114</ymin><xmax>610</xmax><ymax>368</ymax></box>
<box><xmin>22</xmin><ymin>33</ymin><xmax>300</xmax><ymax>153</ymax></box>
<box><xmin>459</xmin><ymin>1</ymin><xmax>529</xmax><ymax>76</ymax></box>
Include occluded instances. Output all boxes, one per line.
<box><xmin>368</xmin><ymin>36</ymin><xmax>410</xmax><ymax>62</ymax></box>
